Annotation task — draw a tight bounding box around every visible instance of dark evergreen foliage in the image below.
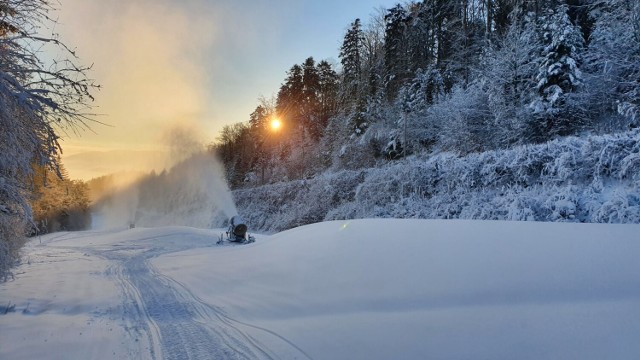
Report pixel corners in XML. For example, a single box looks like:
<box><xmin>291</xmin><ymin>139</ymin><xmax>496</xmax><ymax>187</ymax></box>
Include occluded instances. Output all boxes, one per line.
<box><xmin>340</xmin><ymin>18</ymin><xmax>364</xmax><ymax>103</ymax></box>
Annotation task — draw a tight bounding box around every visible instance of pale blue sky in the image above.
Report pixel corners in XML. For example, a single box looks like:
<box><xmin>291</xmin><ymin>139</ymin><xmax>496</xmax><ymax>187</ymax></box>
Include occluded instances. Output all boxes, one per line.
<box><xmin>204</xmin><ymin>0</ymin><xmax>397</xmax><ymax>126</ymax></box>
<box><xmin>54</xmin><ymin>0</ymin><xmax>400</xmax><ymax>178</ymax></box>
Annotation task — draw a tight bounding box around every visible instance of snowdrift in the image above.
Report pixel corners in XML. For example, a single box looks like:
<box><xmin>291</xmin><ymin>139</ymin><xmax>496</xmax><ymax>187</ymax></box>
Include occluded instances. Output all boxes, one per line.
<box><xmin>153</xmin><ymin>219</ymin><xmax>640</xmax><ymax>359</ymax></box>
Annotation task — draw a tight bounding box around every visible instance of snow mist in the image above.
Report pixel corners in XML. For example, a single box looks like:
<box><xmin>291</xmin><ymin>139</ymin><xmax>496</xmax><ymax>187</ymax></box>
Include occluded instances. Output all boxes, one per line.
<box><xmin>92</xmin><ymin>125</ymin><xmax>237</xmax><ymax>230</ymax></box>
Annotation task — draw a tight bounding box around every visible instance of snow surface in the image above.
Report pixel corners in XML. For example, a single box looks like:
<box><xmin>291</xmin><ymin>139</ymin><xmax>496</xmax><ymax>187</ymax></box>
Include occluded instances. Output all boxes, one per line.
<box><xmin>1</xmin><ymin>219</ymin><xmax>639</xmax><ymax>359</ymax></box>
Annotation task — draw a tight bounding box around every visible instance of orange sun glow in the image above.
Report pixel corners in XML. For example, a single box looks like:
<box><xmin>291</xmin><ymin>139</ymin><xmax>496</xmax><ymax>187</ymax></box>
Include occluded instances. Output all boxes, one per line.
<box><xmin>270</xmin><ymin>118</ymin><xmax>282</xmax><ymax>131</ymax></box>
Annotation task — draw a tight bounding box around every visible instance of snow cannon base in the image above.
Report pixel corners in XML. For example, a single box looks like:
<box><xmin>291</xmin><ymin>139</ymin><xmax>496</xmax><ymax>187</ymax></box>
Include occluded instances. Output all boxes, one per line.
<box><xmin>217</xmin><ymin>215</ymin><xmax>255</xmax><ymax>245</ymax></box>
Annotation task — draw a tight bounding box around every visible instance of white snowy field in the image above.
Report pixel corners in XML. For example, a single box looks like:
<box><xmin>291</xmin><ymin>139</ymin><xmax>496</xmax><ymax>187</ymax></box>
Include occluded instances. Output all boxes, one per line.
<box><xmin>1</xmin><ymin>219</ymin><xmax>639</xmax><ymax>359</ymax></box>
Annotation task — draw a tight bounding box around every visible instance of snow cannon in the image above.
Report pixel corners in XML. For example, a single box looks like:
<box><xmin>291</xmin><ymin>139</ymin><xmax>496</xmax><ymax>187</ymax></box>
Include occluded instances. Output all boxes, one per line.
<box><xmin>217</xmin><ymin>215</ymin><xmax>255</xmax><ymax>244</ymax></box>
<box><xmin>229</xmin><ymin>215</ymin><xmax>248</xmax><ymax>240</ymax></box>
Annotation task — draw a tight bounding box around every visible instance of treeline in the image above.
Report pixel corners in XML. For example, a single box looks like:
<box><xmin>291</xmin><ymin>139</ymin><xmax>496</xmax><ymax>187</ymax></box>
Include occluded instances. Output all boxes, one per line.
<box><xmin>214</xmin><ymin>57</ymin><xmax>340</xmax><ymax>186</ymax></box>
<box><xmin>30</xmin><ymin>163</ymin><xmax>91</xmax><ymax>234</ymax></box>
<box><xmin>214</xmin><ymin>0</ymin><xmax>639</xmax><ymax>188</ymax></box>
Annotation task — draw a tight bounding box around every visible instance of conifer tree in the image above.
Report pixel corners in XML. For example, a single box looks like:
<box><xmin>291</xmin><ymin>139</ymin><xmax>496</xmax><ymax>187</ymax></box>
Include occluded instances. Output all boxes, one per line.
<box><xmin>276</xmin><ymin>64</ymin><xmax>304</xmax><ymax>128</ymax></box>
<box><xmin>384</xmin><ymin>5</ymin><xmax>409</xmax><ymax>100</ymax></box>
<box><xmin>317</xmin><ymin>60</ymin><xmax>339</xmax><ymax>129</ymax></box>
<box><xmin>302</xmin><ymin>57</ymin><xmax>322</xmax><ymax>139</ymax></box>
<box><xmin>340</xmin><ymin>18</ymin><xmax>364</xmax><ymax>103</ymax></box>
<box><xmin>529</xmin><ymin>4</ymin><xmax>585</xmax><ymax>142</ymax></box>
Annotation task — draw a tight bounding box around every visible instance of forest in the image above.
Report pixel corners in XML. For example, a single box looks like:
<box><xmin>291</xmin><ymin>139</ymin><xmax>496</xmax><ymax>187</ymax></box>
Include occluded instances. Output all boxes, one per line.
<box><xmin>213</xmin><ymin>0</ymin><xmax>639</xmax><ymax>189</ymax></box>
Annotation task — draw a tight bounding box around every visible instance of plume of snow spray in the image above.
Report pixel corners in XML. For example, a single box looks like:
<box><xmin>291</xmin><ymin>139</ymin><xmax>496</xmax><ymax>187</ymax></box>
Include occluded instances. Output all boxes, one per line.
<box><xmin>92</xmin><ymin>124</ymin><xmax>237</xmax><ymax>229</ymax></box>
<box><xmin>131</xmin><ymin>152</ymin><xmax>238</xmax><ymax>228</ymax></box>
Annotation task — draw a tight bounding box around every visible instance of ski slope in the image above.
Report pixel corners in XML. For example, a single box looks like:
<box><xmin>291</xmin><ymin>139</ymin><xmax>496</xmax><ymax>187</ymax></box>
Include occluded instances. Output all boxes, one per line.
<box><xmin>1</xmin><ymin>219</ymin><xmax>639</xmax><ymax>359</ymax></box>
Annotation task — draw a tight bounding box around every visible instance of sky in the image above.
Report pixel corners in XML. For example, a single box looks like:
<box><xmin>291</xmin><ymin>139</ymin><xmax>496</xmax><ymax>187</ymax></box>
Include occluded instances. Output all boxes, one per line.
<box><xmin>52</xmin><ymin>0</ymin><xmax>401</xmax><ymax>180</ymax></box>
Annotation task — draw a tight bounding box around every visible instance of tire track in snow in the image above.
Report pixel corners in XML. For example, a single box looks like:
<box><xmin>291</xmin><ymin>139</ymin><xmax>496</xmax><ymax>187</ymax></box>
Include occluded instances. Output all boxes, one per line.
<box><xmin>123</xmin><ymin>252</ymin><xmax>257</xmax><ymax>360</ymax></box>
<box><xmin>87</xmin><ymin>233</ymin><xmax>309</xmax><ymax>360</ymax></box>
<box><xmin>105</xmin><ymin>261</ymin><xmax>163</xmax><ymax>360</ymax></box>
<box><xmin>152</xmin><ymin>269</ymin><xmax>312</xmax><ymax>360</ymax></box>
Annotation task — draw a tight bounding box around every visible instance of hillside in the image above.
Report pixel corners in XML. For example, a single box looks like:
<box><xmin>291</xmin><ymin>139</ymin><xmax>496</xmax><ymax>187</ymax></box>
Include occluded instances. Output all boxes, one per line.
<box><xmin>234</xmin><ymin>129</ymin><xmax>640</xmax><ymax>232</ymax></box>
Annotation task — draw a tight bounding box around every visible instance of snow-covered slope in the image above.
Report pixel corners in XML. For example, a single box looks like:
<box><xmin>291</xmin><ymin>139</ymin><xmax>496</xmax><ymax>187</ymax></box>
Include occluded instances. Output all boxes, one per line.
<box><xmin>235</xmin><ymin>130</ymin><xmax>640</xmax><ymax>233</ymax></box>
<box><xmin>155</xmin><ymin>219</ymin><xmax>640</xmax><ymax>359</ymax></box>
<box><xmin>2</xmin><ymin>219</ymin><xmax>639</xmax><ymax>359</ymax></box>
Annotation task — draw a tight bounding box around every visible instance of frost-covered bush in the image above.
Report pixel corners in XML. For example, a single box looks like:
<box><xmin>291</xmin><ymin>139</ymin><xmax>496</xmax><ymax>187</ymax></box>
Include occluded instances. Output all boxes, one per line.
<box><xmin>234</xmin><ymin>170</ymin><xmax>366</xmax><ymax>232</ymax></box>
<box><xmin>593</xmin><ymin>189</ymin><xmax>640</xmax><ymax>223</ymax></box>
<box><xmin>544</xmin><ymin>185</ymin><xmax>580</xmax><ymax>222</ymax></box>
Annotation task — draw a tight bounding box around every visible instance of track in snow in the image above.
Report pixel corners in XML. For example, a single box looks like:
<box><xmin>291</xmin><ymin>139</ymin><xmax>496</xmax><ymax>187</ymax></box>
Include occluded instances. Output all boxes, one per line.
<box><xmin>77</xmin><ymin>231</ymin><xmax>310</xmax><ymax>360</ymax></box>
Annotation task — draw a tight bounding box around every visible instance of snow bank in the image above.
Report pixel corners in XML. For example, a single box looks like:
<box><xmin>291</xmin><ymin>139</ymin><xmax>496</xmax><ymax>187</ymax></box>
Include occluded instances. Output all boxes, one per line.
<box><xmin>154</xmin><ymin>219</ymin><xmax>640</xmax><ymax>359</ymax></box>
<box><xmin>234</xmin><ymin>130</ymin><xmax>640</xmax><ymax>232</ymax></box>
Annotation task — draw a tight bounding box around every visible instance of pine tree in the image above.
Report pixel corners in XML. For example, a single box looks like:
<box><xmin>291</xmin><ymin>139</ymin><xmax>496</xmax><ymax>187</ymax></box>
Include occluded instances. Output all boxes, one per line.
<box><xmin>529</xmin><ymin>4</ymin><xmax>585</xmax><ymax>142</ymax></box>
<box><xmin>276</xmin><ymin>64</ymin><xmax>304</xmax><ymax>128</ymax></box>
<box><xmin>340</xmin><ymin>18</ymin><xmax>364</xmax><ymax>103</ymax></box>
<box><xmin>317</xmin><ymin>60</ymin><xmax>339</xmax><ymax>129</ymax></box>
<box><xmin>248</xmin><ymin>105</ymin><xmax>270</xmax><ymax>183</ymax></box>
<box><xmin>384</xmin><ymin>5</ymin><xmax>409</xmax><ymax>100</ymax></box>
<box><xmin>301</xmin><ymin>57</ymin><xmax>322</xmax><ymax>139</ymax></box>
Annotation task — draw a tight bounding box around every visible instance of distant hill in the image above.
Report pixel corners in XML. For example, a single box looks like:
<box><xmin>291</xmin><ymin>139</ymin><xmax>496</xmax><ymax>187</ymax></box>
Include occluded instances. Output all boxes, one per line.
<box><xmin>64</xmin><ymin>149</ymin><xmax>168</xmax><ymax>181</ymax></box>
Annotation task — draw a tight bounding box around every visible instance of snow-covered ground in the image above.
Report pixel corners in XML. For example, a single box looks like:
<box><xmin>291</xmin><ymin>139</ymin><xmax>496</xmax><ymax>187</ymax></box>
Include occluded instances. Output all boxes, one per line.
<box><xmin>1</xmin><ymin>219</ymin><xmax>639</xmax><ymax>359</ymax></box>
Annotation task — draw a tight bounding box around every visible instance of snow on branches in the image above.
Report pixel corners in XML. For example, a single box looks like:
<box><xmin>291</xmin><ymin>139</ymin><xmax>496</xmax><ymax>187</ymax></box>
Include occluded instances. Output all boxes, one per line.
<box><xmin>1</xmin><ymin>0</ymin><xmax>97</xmax><ymax>279</ymax></box>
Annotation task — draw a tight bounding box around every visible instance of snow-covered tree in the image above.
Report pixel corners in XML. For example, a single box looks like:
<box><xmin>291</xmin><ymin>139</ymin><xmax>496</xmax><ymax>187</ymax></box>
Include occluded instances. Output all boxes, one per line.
<box><xmin>587</xmin><ymin>0</ymin><xmax>640</xmax><ymax>127</ymax></box>
<box><xmin>528</xmin><ymin>4</ymin><xmax>585</xmax><ymax>142</ymax></box>
<box><xmin>481</xmin><ymin>10</ymin><xmax>541</xmax><ymax>147</ymax></box>
<box><xmin>30</xmin><ymin>163</ymin><xmax>91</xmax><ymax>233</ymax></box>
<box><xmin>1</xmin><ymin>0</ymin><xmax>96</xmax><ymax>279</ymax></box>
<box><xmin>393</xmin><ymin>68</ymin><xmax>446</xmax><ymax>154</ymax></box>
<box><xmin>434</xmin><ymin>84</ymin><xmax>492</xmax><ymax>154</ymax></box>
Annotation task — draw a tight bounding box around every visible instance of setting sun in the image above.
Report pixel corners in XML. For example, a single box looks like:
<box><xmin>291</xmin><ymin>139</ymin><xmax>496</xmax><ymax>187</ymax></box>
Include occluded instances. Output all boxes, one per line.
<box><xmin>270</xmin><ymin>118</ymin><xmax>282</xmax><ymax>131</ymax></box>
